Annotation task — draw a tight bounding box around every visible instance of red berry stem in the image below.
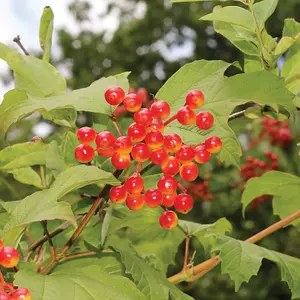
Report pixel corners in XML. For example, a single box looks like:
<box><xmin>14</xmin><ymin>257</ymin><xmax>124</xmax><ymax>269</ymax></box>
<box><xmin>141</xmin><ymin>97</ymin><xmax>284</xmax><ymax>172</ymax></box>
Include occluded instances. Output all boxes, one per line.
<box><xmin>112</xmin><ymin>119</ymin><xmax>123</xmax><ymax>136</ymax></box>
<box><xmin>246</xmin><ymin>131</ymin><xmax>266</xmax><ymax>152</ymax></box>
<box><xmin>146</xmin><ymin>98</ymin><xmax>156</xmax><ymax>109</ymax></box>
<box><xmin>177</xmin><ymin>182</ymin><xmax>187</xmax><ymax>193</ymax></box>
<box><xmin>0</xmin><ymin>271</ymin><xmax>4</xmax><ymax>287</ymax></box>
<box><xmin>134</xmin><ymin>162</ymin><xmax>143</xmax><ymax>175</ymax></box>
<box><xmin>163</xmin><ymin>114</ymin><xmax>177</xmax><ymax>126</ymax></box>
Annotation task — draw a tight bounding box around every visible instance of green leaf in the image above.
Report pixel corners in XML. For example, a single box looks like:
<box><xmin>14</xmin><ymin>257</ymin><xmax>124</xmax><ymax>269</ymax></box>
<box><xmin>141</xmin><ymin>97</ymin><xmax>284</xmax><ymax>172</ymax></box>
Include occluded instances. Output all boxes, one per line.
<box><xmin>9</xmin><ymin>167</ymin><xmax>42</xmax><ymax>188</ymax></box>
<box><xmin>156</xmin><ymin>60</ymin><xmax>295</xmax><ymax>167</ymax></box>
<box><xmin>200</xmin><ymin>6</ymin><xmax>255</xmax><ymax>32</ymax></box>
<box><xmin>214</xmin><ymin>235</ymin><xmax>300</xmax><ymax>298</ymax></box>
<box><xmin>243</xmin><ymin>54</ymin><xmax>264</xmax><ymax>72</ymax></box>
<box><xmin>274</xmin><ymin>37</ymin><xmax>296</xmax><ymax>56</ymax></box>
<box><xmin>41</xmin><ymin>107</ymin><xmax>77</xmax><ymax>128</ymax></box>
<box><xmin>14</xmin><ymin>266</ymin><xmax>145</xmax><ymax>300</ymax></box>
<box><xmin>0</xmin><ymin>141</ymin><xmax>49</xmax><ymax>170</ymax></box>
<box><xmin>172</xmin><ymin>0</ymin><xmax>239</xmax><ymax>2</ymax></box>
<box><xmin>114</xmin><ymin>246</ymin><xmax>194</xmax><ymax>300</ymax></box>
<box><xmin>101</xmin><ymin>205</ymin><xmax>112</xmax><ymax>247</ymax></box>
<box><xmin>61</xmin><ymin>131</ymin><xmax>80</xmax><ymax>168</ymax></box>
<box><xmin>241</xmin><ymin>171</ymin><xmax>300</xmax><ymax>228</ymax></box>
<box><xmin>283</xmin><ymin>18</ymin><xmax>300</xmax><ymax>37</ymax></box>
<box><xmin>142</xmin><ymin>174</ymin><xmax>163</xmax><ymax>190</ymax></box>
<box><xmin>244</xmin><ymin>106</ymin><xmax>262</xmax><ymax>119</ymax></box>
<box><xmin>108</xmin><ymin>206</ymin><xmax>185</xmax><ymax>273</ymax></box>
<box><xmin>0</xmin><ymin>73</ymin><xmax>129</xmax><ymax>135</ymax></box>
<box><xmin>253</xmin><ymin>0</ymin><xmax>278</xmax><ymax>31</ymax></box>
<box><xmin>1</xmin><ymin>165</ymin><xmax>119</xmax><ymax>245</ymax></box>
<box><xmin>0</xmin><ymin>43</ymin><xmax>66</xmax><ymax>97</ymax></box>
<box><xmin>39</xmin><ymin>6</ymin><xmax>54</xmax><ymax>62</ymax></box>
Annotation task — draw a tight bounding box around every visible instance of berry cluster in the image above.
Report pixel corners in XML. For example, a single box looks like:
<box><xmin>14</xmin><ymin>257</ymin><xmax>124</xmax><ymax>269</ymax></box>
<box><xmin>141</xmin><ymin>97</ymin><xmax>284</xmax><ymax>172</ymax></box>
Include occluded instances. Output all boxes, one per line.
<box><xmin>261</xmin><ymin>117</ymin><xmax>293</xmax><ymax>148</ymax></box>
<box><xmin>74</xmin><ymin>87</ymin><xmax>222</xmax><ymax>229</ymax></box>
<box><xmin>187</xmin><ymin>181</ymin><xmax>213</xmax><ymax>201</ymax></box>
<box><xmin>241</xmin><ymin>151</ymin><xmax>278</xmax><ymax>209</ymax></box>
<box><xmin>0</xmin><ymin>241</ymin><xmax>31</xmax><ymax>300</ymax></box>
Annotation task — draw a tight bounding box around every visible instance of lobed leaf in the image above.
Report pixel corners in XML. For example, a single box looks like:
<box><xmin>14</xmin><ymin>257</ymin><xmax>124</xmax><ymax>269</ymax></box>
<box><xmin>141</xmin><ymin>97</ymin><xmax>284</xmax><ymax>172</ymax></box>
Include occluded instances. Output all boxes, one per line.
<box><xmin>253</xmin><ymin>0</ymin><xmax>279</xmax><ymax>31</ymax></box>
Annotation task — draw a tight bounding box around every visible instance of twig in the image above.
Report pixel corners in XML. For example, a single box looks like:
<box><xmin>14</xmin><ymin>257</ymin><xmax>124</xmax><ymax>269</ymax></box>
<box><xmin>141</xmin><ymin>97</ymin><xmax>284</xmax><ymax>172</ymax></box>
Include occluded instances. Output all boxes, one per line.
<box><xmin>112</xmin><ymin>119</ymin><xmax>123</xmax><ymax>136</ymax></box>
<box><xmin>178</xmin><ymin>182</ymin><xmax>187</xmax><ymax>193</ymax></box>
<box><xmin>24</xmin><ymin>230</ymin><xmax>35</xmax><ymax>245</ymax></box>
<box><xmin>168</xmin><ymin>210</ymin><xmax>300</xmax><ymax>284</ymax></box>
<box><xmin>59</xmin><ymin>250</ymin><xmax>98</xmax><ymax>263</ymax></box>
<box><xmin>228</xmin><ymin>110</ymin><xmax>246</xmax><ymax>121</ymax></box>
<box><xmin>13</xmin><ymin>35</ymin><xmax>29</xmax><ymax>56</ymax></box>
<box><xmin>164</xmin><ymin>114</ymin><xmax>177</xmax><ymax>126</ymax></box>
<box><xmin>183</xmin><ymin>235</ymin><xmax>191</xmax><ymax>270</ymax></box>
<box><xmin>41</xmin><ymin>221</ymin><xmax>56</xmax><ymax>261</ymax></box>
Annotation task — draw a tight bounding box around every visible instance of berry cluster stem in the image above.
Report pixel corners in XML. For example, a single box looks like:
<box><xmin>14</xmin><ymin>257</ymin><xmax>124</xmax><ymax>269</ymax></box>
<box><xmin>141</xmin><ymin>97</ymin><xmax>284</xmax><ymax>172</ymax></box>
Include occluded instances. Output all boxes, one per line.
<box><xmin>168</xmin><ymin>210</ymin><xmax>300</xmax><ymax>284</ymax></box>
<box><xmin>183</xmin><ymin>235</ymin><xmax>191</xmax><ymax>270</ymax></box>
<box><xmin>112</xmin><ymin>118</ymin><xmax>123</xmax><ymax>136</ymax></box>
<box><xmin>163</xmin><ymin>114</ymin><xmax>177</xmax><ymax>126</ymax></box>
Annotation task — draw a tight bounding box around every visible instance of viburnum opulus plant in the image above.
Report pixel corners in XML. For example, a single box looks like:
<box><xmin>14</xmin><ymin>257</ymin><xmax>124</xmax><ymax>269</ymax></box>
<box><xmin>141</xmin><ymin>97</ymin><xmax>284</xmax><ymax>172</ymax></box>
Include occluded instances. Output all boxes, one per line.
<box><xmin>0</xmin><ymin>1</ymin><xmax>299</xmax><ymax>300</ymax></box>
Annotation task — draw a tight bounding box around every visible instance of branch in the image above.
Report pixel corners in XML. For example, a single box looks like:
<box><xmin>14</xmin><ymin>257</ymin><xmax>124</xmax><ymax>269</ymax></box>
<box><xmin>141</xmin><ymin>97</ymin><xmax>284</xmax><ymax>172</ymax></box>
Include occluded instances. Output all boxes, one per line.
<box><xmin>183</xmin><ymin>235</ymin><xmax>191</xmax><ymax>270</ymax></box>
<box><xmin>41</xmin><ymin>221</ymin><xmax>56</xmax><ymax>261</ymax></box>
<box><xmin>13</xmin><ymin>35</ymin><xmax>29</xmax><ymax>56</ymax></box>
<box><xmin>168</xmin><ymin>210</ymin><xmax>300</xmax><ymax>284</ymax></box>
<box><xmin>59</xmin><ymin>250</ymin><xmax>99</xmax><ymax>263</ymax></box>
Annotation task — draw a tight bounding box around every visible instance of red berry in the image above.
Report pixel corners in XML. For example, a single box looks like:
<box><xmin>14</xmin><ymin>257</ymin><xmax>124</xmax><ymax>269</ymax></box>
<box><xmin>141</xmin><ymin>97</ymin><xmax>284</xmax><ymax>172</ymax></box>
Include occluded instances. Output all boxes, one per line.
<box><xmin>159</xmin><ymin>210</ymin><xmax>178</xmax><ymax>230</ymax></box>
<box><xmin>162</xmin><ymin>193</ymin><xmax>177</xmax><ymax>207</ymax></box>
<box><xmin>0</xmin><ymin>293</ymin><xmax>11</xmax><ymax>300</ymax></box>
<box><xmin>124</xmin><ymin>175</ymin><xmax>144</xmax><ymax>194</ymax></box>
<box><xmin>205</xmin><ymin>136</ymin><xmax>222</xmax><ymax>153</ymax></box>
<box><xmin>180</xmin><ymin>162</ymin><xmax>198</xmax><ymax>181</ymax></box>
<box><xmin>175</xmin><ymin>145</ymin><xmax>195</xmax><ymax>163</ymax></box>
<box><xmin>157</xmin><ymin>175</ymin><xmax>178</xmax><ymax>194</ymax></box>
<box><xmin>196</xmin><ymin>111</ymin><xmax>214</xmax><ymax>130</ymax></box>
<box><xmin>128</xmin><ymin>88</ymin><xmax>136</xmax><ymax>94</ymax></box>
<box><xmin>0</xmin><ymin>246</ymin><xmax>20</xmax><ymax>268</ymax></box>
<box><xmin>11</xmin><ymin>288</ymin><xmax>31</xmax><ymax>300</ymax></box>
<box><xmin>74</xmin><ymin>144</ymin><xmax>95</xmax><ymax>163</ymax></box>
<box><xmin>134</xmin><ymin>108</ymin><xmax>153</xmax><ymax>125</ymax></box>
<box><xmin>177</xmin><ymin>106</ymin><xmax>196</xmax><ymax>125</ymax></box>
<box><xmin>151</xmin><ymin>101</ymin><xmax>170</xmax><ymax>119</ymax></box>
<box><xmin>164</xmin><ymin>134</ymin><xmax>182</xmax><ymax>153</ymax></box>
<box><xmin>0</xmin><ymin>240</ymin><xmax>3</xmax><ymax>251</ymax></box>
<box><xmin>96</xmin><ymin>147</ymin><xmax>114</xmax><ymax>157</ymax></box>
<box><xmin>128</xmin><ymin>123</ymin><xmax>147</xmax><ymax>143</ymax></box>
<box><xmin>77</xmin><ymin>127</ymin><xmax>96</xmax><ymax>145</ymax></box>
<box><xmin>95</xmin><ymin>131</ymin><xmax>116</xmax><ymax>148</ymax></box>
<box><xmin>186</xmin><ymin>90</ymin><xmax>204</xmax><ymax>109</ymax></box>
<box><xmin>109</xmin><ymin>186</ymin><xmax>127</xmax><ymax>204</ymax></box>
<box><xmin>137</xmin><ymin>88</ymin><xmax>149</xmax><ymax>104</ymax></box>
<box><xmin>111</xmin><ymin>153</ymin><xmax>131</xmax><ymax>169</ymax></box>
<box><xmin>147</xmin><ymin>119</ymin><xmax>165</xmax><ymax>133</ymax></box>
<box><xmin>194</xmin><ymin>145</ymin><xmax>211</xmax><ymax>164</ymax></box>
<box><xmin>113</xmin><ymin>136</ymin><xmax>133</xmax><ymax>154</ymax></box>
<box><xmin>151</xmin><ymin>148</ymin><xmax>169</xmax><ymax>165</ymax></box>
<box><xmin>126</xmin><ymin>194</ymin><xmax>145</xmax><ymax>210</ymax></box>
<box><xmin>161</xmin><ymin>157</ymin><xmax>180</xmax><ymax>176</ymax></box>
<box><xmin>174</xmin><ymin>194</ymin><xmax>194</xmax><ymax>214</ymax></box>
<box><xmin>131</xmin><ymin>143</ymin><xmax>151</xmax><ymax>162</ymax></box>
<box><xmin>145</xmin><ymin>189</ymin><xmax>163</xmax><ymax>208</ymax></box>
<box><xmin>124</xmin><ymin>93</ymin><xmax>142</xmax><ymax>112</ymax></box>
<box><xmin>145</xmin><ymin>131</ymin><xmax>164</xmax><ymax>149</ymax></box>
<box><xmin>105</xmin><ymin>86</ymin><xmax>125</xmax><ymax>105</ymax></box>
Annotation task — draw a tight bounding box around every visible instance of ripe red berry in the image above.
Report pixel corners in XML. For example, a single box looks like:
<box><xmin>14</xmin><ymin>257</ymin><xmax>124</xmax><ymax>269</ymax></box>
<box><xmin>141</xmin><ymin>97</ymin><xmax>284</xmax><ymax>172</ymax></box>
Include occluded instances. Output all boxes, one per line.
<box><xmin>77</xmin><ymin>127</ymin><xmax>96</xmax><ymax>145</ymax></box>
<box><xmin>151</xmin><ymin>148</ymin><xmax>169</xmax><ymax>165</ymax></box>
<box><xmin>128</xmin><ymin>123</ymin><xmax>147</xmax><ymax>143</ymax></box>
<box><xmin>174</xmin><ymin>194</ymin><xmax>194</xmax><ymax>214</ymax></box>
<box><xmin>151</xmin><ymin>101</ymin><xmax>170</xmax><ymax>119</ymax></box>
<box><xmin>111</xmin><ymin>153</ymin><xmax>131</xmax><ymax>169</ymax></box>
<box><xmin>95</xmin><ymin>131</ymin><xmax>116</xmax><ymax>148</ymax></box>
<box><xmin>186</xmin><ymin>90</ymin><xmax>204</xmax><ymax>109</ymax></box>
<box><xmin>196</xmin><ymin>111</ymin><xmax>214</xmax><ymax>130</ymax></box>
<box><xmin>157</xmin><ymin>175</ymin><xmax>178</xmax><ymax>194</ymax></box>
<box><xmin>0</xmin><ymin>240</ymin><xmax>3</xmax><ymax>251</ymax></box>
<box><xmin>134</xmin><ymin>108</ymin><xmax>153</xmax><ymax>125</ymax></box>
<box><xmin>97</xmin><ymin>147</ymin><xmax>114</xmax><ymax>157</ymax></box>
<box><xmin>137</xmin><ymin>88</ymin><xmax>149</xmax><ymax>104</ymax></box>
<box><xmin>164</xmin><ymin>134</ymin><xmax>182</xmax><ymax>153</ymax></box>
<box><xmin>147</xmin><ymin>119</ymin><xmax>165</xmax><ymax>133</ymax></box>
<box><xmin>0</xmin><ymin>246</ymin><xmax>20</xmax><ymax>268</ymax></box>
<box><xmin>113</xmin><ymin>136</ymin><xmax>133</xmax><ymax>154</ymax></box>
<box><xmin>194</xmin><ymin>145</ymin><xmax>211</xmax><ymax>164</ymax></box>
<box><xmin>11</xmin><ymin>288</ymin><xmax>31</xmax><ymax>300</ymax></box>
<box><xmin>161</xmin><ymin>157</ymin><xmax>180</xmax><ymax>176</ymax></box>
<box><xmin>126</xmin><ymin>194</ymin><xmax>145</xmax><ymax>210</ymax></box>
<box><xmin>74</xmin><ymin>144</ymin><xmax>95</xmax><ymax>163</ymax></box>
<box><xmin>180</xmin><ymin>162</ymin><xmax>198</xmax><ymax>182</ymax></box>
<box><xmin>162</xmin><ymin>193</ymin><xmax>177</xmax><ymax>207</ymax></box>
<box><xmin>145</xmin><ymin>189</ymin><xmax>163</xmax><ymax>208</ymax></box>
<box><xmin>105</xmin><ymin>86</ymin><xmax>125</xmax><ymax>105</ymax></box>
<box><xmin>131</xmin><ymin>143</ymin><xmax>151</xmax><ymax>162</ymax></box>
<box><xmin>0</xmin><ymin>293</ymin><xmax>11</xmax><ymax>300</ymax></box>
<box><xmin>177</xmin><ymin>106</ymin><xmax>196</xmax><ymax>125</ymax></box>
<box><xmin>109</xmin><ymin>185</ymin><xmax>127</xmax><ymax>204</ymax></box>
<box><xmin>205</xmin><ymin>136</ymin><xmax>222</xmax><ymax>153</ymax></box>
<box><xmin>159</xmin><ymin>210</ymin><xmax>178</xmax><ymax>230</ymax></box>
<box><xmin>124</xmin><ymin>93</ymin><xmax>142</xmax><ymax>112</ymax></box>
<box><xmin>124</xmin><ymin>175</ymin><xmax>144</xmax><ymax>194</ymax></box>
<box><xmin>145</xmin><ymin>131</ymin><xmax>164</xmax><ymax>149</ymax></box>
<box><xmin>175</xmin><ymin>145</ymin><xmax>195</xmax><ymax>163</ymax></box>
